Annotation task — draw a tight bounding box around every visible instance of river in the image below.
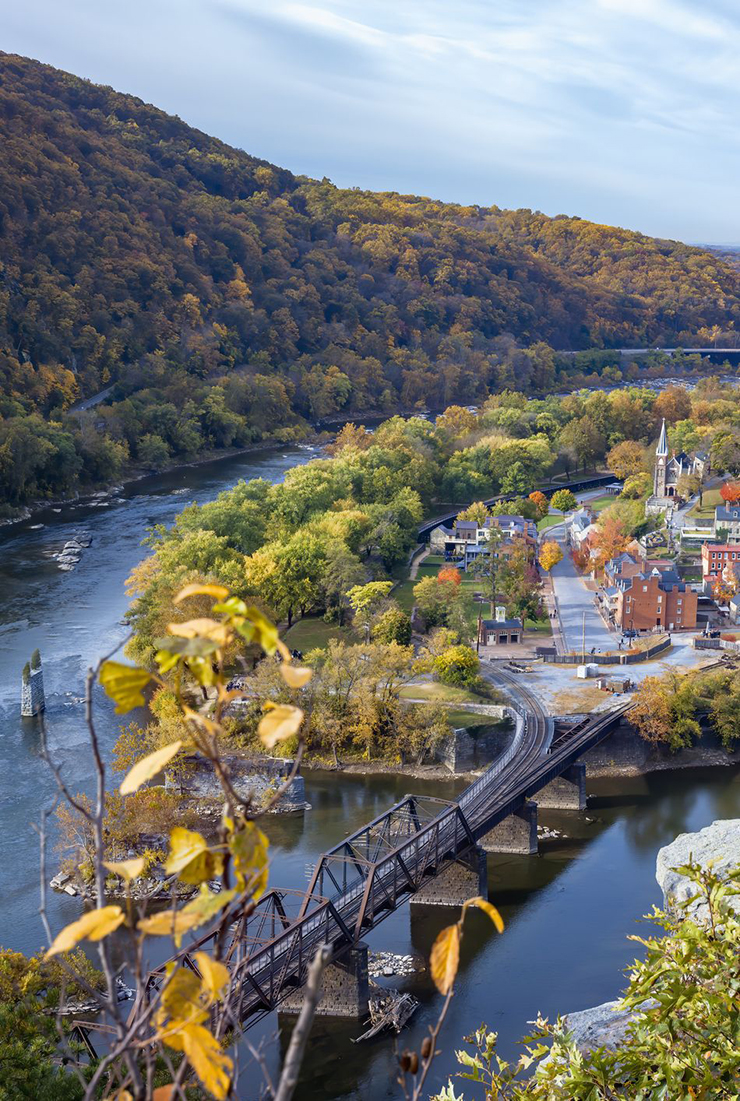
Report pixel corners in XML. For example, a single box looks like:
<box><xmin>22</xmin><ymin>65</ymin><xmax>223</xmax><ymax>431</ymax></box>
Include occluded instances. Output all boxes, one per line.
<box><xmin>0</xmin><ymin>444</ymin><xmax>738</xmax><ymax>1100</ymax></box>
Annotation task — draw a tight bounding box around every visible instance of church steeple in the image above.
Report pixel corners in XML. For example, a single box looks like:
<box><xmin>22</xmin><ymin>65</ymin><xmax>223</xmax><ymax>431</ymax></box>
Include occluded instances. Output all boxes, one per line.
<box><xmin>654</xmin><ymin>417</ymin><xmax>668</xmax><ymax>498</ymax></box>
<box><xmin>656</xmin><ymin>418</ymin><xmax>668</xmax><ymax>458</ymax></box>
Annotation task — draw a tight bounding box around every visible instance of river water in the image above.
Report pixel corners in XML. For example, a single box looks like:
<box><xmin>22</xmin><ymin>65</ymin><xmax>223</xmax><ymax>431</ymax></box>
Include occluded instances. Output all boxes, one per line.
<box><xmin>0</xmin><ymin>445</ymin><xmax>738</xmax><ymax>1100</ymax></box>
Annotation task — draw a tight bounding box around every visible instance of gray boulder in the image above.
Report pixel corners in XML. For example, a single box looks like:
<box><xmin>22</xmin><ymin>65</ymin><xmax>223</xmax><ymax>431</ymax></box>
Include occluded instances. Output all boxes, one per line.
<box><xmin>560</xmin><ymin>999</ymin><xmax>638</xmax><ymax>1054</ymax></box>
<box><xmin>656</xmin><ymin>818</ymin><xmax>740</xmax><ymax>921</ymax></box>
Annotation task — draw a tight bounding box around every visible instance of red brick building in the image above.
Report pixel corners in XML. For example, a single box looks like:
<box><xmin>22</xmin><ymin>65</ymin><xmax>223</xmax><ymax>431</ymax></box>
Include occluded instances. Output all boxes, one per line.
<box><xmin>615</xmin><ymin>568</ymin><xmax>697</xmax><ymax>631</ymax></box>
<box><xmin>701</xmin><ymin>542</ymin><xmax>740</xmax><ymax>581</ymax></box>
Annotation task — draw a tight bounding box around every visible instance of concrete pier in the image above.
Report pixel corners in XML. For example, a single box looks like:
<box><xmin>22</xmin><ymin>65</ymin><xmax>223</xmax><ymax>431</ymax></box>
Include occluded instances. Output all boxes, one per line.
<box><xmin>533</xmin><ymin>764</ymin><xmax>586</xmax><ymax>810</ymax></box>
<box><xmin>480</xmin><ymin>801</ymin><xmax>538</xmax><ymax>854</ymax></box>
<box><xmin>280</xmin><ymin>942</ymin><xmax>369</xmax><ymax>1019</ymax></box>
<box><xmin>410</xmin><ymin>845</ymin><xmax>488</xmax><ymax>909</ymax></box>
<box><xmin>21</xmin><ymin>651</ymin><xmax>45</xmax><ymax>717</ymax></box>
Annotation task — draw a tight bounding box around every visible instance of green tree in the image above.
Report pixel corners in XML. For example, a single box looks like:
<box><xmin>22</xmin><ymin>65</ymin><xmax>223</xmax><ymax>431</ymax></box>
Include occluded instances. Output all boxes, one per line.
<box><xmin>433</xmin><ymin>645</ymin><xmax>480</xmax><ymax>688</ymax></box>
<box><xmin>372</xmin><ymin>607</ymin><xmax>412</xmax><ymax>645</ymax></box>
<box><xmin>550</xmin><ymin>488</ymin><xmax>578</xmax><ymax>513</ymax></box>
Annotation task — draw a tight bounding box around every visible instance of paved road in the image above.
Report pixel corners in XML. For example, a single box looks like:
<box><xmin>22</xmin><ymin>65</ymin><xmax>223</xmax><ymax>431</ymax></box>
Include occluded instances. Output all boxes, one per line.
<box><xmin>549</xmin><ymin>548</ymin><xmax>614</xmax><ymax>653</ymax></box>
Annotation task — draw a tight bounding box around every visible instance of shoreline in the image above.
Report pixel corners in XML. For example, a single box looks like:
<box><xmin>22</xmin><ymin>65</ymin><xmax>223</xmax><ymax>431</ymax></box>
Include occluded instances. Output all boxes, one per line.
<box><xmin>0</xmin><ymin>402</ymin><xmax>436</xmax><ymax>529</ymax></box>
<box><xmin>1</xmin><ymin>360</ymin><xmax>726</xmax><ymax>528</ymax></box>
<box><xmin>0</xmin><ymin>429</ymin><xmax>330</xmax><ymax>529</ymax></box>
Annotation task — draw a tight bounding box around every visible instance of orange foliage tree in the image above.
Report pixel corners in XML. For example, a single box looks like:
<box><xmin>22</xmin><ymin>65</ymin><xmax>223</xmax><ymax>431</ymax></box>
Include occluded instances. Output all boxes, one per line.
<box><xmin>719</xmin><ymin>481</ymin><xmax>740</xmax><ymax>504</ymax></box>
<box><xmin>437</xmin><ymin>566</ymin><xmax>462</xmax><ymax>586</ymax></box>
<box><xmin>592</xmin><ymin>517</ymin><xmax>629</xmax><ymax>574</ymax></box>
<box><xmin>528</xmin><ymin>490</ymin><xmax>548</xmax><ymax>520</ymax></box>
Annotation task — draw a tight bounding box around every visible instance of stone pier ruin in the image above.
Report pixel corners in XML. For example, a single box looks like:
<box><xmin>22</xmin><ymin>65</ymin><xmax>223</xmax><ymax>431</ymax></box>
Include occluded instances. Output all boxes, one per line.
<box><xmin>21</xmin><ymin>650</ymin><xmax>45</xmax><ymax>717</ymax></box>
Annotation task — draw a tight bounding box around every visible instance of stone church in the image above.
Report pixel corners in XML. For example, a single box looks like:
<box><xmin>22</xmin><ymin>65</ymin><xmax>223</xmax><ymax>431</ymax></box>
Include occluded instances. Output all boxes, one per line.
<box><xmin>645</xmin><ymin>418</ymin><xmax>710</xmax><ymax>516</ymax></box>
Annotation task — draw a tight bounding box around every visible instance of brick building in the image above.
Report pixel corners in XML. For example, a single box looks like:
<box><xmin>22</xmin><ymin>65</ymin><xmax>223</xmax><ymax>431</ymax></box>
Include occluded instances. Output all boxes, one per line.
<box><xmin>701</xmin><ymin>542</ymin><xmax>740</xmax><ymax>581</ymax></box>
<box><xmin>615</xmin><ymin>567</ymin><xmax>697</xmax><ymax>631</ymax></box>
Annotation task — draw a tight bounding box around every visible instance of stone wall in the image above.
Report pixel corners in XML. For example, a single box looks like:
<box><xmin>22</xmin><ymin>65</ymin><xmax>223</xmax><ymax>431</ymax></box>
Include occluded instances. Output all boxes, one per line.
<box><xmin>582</xmin><ymin>718</ymin><xmax>740</xmax><ymax>777</ymax></box>
<box><xmin>437</xmin><ymin>709</ymin><xmax>514</xmax><ymax>773</ymax></box>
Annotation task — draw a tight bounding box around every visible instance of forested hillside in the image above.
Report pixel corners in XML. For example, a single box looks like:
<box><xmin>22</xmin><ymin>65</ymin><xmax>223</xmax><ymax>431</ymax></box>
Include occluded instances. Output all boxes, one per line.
<box><xmin>2</xmin><ymin>51</ymin><xmax>740</xmax><ymax>507</ymax></box>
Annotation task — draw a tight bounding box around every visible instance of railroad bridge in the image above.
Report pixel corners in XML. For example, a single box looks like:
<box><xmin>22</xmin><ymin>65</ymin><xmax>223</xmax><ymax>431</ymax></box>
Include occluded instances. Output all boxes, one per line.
<box><xmin>124</xmin><ymin>674</ymin><xmax>633</xmax><ymax>1032</ymax></box>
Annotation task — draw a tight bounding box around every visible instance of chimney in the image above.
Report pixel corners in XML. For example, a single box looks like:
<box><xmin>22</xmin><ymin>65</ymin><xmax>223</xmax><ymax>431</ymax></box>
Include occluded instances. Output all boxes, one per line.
<box><xmin>495</xmin><ymin>605</ymin><xmax>506</xmax><ymax>622</ymax></box>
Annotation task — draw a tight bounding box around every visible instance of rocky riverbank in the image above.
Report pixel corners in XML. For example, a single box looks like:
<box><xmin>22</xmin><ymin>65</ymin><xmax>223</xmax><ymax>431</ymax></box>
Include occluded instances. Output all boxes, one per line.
<box><xmin>582</xmin><ymin>720</ymin><xmax>740</xmax><ymax>778</ymax></box>
<box><xmin>557</xmin><ymin>817</ymin><xmax>740</xmax><ymax>1056</ymax></box>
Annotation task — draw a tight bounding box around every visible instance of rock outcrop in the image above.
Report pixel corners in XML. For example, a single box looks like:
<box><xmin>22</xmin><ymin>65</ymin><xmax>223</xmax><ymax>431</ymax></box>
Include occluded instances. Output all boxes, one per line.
<box><xmin>557</xmin><ymin>818</ymin><xmax>740</xmax><ymax>1056</ymax></box>
<box><xmin>656</xmin><ymin>818</ymin><xmax>740</xmax><ymax>921</ymax></box>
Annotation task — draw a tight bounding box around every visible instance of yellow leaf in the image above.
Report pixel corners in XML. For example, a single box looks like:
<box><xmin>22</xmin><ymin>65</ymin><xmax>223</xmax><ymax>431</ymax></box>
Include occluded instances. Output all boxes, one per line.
<box><xmin>167</xmin><ymin>618</ymin><xmax>230</xmax><ymax>646</ymax></box>
<box><xmin>119</xmin><ymin>740</ymin><xmax>182</xmax><ymax>796</ymax></box>
<box><xmin>430</xmin><ymin>923</ymin><xmax>460</xmax><ymax>995</ymax></box>
<box><xmin>99</xmin><ymin>660</ymin><xmax>151</xmax><ymax>714</ymax></box>
<box><xmin>152</xmin><ymin>1088</ymin><xmax>175</xmax><ymax>1101</ymax></box>
<box><xmin>258</xmin><ymin>704</ymin><xmax>304</xmax><ymax>749</ymax></box>
<box><xmin>164</xmin><ymin>826</ymin><xmax>223</xmax><ymax>885</ymax></box>
<box><xmin>46</xmin><ymin>906</ymin><xmax>125</xmax><ymax>958</ymax></box>
<box><xmin>194</xmin><ymin>952</ymin><xmax>230</xmax><ymax>1002</ymax></box>
<box><xmin>137</xmin><ymin>908</ymin><xmax>201</xmax><ymax>947</ymax></box>
<box><xmin>280</xmin><ymin>663</ymin><xmax>312</xmax><ymax>688</ymax></box>
<box><xmin>103</xmin><ymin>857</ymin><xmax>145</xmax><ymax>882</ymax></box>
<box><xmin>181</xmin><ymin>885</ymin><xmax>236</xmax><ymax>927</ymax></box>
<box><xmin>181</xmin><ymin>1023</ymin><xmax>233</xmax><ymax>1100</ymax></box>
<box><xmin>464</xmin><ymin>896</ymin><xmax>505</xmax><ymax>934</ymax></box>
<box><xmin>174</xmin><ymin>583</ymin><xmax>230</xmax><ymax>605</ymax></box>
<box><xmin>229</xmin><ymin>822</ymin><xmax>269</xmax><ymax>896</ymax></box>
<box><xmin>159</xmin><ymin>968</ymin><xmax>206</xmax><ymax>1028</ymax></box>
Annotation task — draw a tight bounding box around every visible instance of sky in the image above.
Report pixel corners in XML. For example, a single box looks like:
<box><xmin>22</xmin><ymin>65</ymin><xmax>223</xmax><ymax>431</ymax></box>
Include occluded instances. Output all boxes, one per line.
<box><xmin>4</xmin><ymin>0</ymin><xmax>740</xmax><ymax>243</ymax></box>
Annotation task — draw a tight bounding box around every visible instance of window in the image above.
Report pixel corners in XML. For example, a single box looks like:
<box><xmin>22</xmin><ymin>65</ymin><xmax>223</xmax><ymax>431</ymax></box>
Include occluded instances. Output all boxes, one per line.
<box><xmin>642</xmin><ymin>585</ymin><xmax>648</xmax><ymax>592</ymax></box>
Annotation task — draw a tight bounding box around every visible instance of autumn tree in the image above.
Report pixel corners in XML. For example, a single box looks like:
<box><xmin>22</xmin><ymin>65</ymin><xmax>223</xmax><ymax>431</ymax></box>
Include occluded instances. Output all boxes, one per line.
<box><xmin>347</xmin><ymin>581</ymin><xmax>394</xmax><ymax>639</ymax></box>
<box><xmin>621</xmin><ymin>471</ymin><xmax>653</xmax><ymax>499</ymax></box>
<box><xmin>528</xmin><ymin>490</ymin><xmax>548</xmax><ymax>520</ymax></box>
<box><xmin>630</xmin><ymin>672</ymin><xmax>700</xmax><ymax>749</ymax></box>
<box><xmin>456</xmin><ymin>501</ymin><xmax>489</xmax><ymax>525</ymax></box>
<box><xmin>719</xmin><ymin>481</ymin><xmax>740</xmax><ymax>504</ymax></box>
<box><xmin>653</xmin><ymin>384</ymin><xmax>692</xmax><ymax>424</ymax></box>
<box><xmin>607</xmin><ymin>440</ymin><xmax>648</xmax><ymax>480</ymax></box>
<box><xmin>538</xmin><ymin>541</ymin><xmax>563</xmax><ymax>572</ymax></box>
<box><xmin>592</xmin><ymin>516</ymin><xmax>630</xmax><ymax>573</ymax></box>
<box><xmin>498</xmin><ymin>544</ymin><xmax>542</xmax><ymax>622</ymax></box>
<box><xmin>437</xmin><ymin>565</ymin><xmax>462</xmax><ymax>586</ymax></box>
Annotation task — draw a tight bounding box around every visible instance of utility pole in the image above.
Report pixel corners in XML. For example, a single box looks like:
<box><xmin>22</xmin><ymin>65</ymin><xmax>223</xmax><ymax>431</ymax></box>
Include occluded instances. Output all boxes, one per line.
<box><xmin>581</xmin><ymin>611</ymin><xmax>586</xmax><ymax>663</ymax></box>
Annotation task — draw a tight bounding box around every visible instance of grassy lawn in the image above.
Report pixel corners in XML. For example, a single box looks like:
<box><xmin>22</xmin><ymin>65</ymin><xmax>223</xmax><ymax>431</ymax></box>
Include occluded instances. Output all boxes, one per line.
<box><xmin>688</xmin><ymin>487</ymin><xmax>723</xmax><ymax>520</ymax></box>
<box><xmin>399</xmin><ymin>681</ymin><xmax>487</xmax><ymax>704</ymax></box>
<box><xmin>445</xmin><ymin>709</ymin><xmax>498</xmax><ymax>730</ymax></box>
<box><xmin>586</xmin><ymin>494</ymin><xmax>620</xmax><ymax>513</ymax></box>
<box><xmin>537</xmin><ymin>513</ymin><xmax>564</xmax><ymax>532</ymax></box>
<box><xmin>283</xmin><ymin>616</ymin><xmax>355</xmax><ymax>653</ymax></box>
<box><xmin>392</xmin><ymin>580</ymin><xmax>416</xmax><ymax>613</ymax></box>
<box><xmin>524</xmin><ymin>615</ymin><xmax>553</xmax><ymax>635</ymax></box>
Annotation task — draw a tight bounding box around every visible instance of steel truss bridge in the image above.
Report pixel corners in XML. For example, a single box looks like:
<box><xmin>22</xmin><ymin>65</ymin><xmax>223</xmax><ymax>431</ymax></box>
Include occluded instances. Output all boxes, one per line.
<box><xmin>74</xmin><ymin>674</ymin><xmax>633</xmax><ymax>1052</ymax></box>
<box><xmin>128</xmin><ymin>674</ymin><xmax>633</xmax><ymax>1035</ymax></box>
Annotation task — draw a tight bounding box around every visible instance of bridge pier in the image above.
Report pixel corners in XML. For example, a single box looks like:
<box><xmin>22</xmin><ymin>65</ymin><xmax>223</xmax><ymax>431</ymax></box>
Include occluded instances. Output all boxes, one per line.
<box><xmin>410</xmin><ymin>845</ymin><xmax>487</xmax><ymax>909</ymax></box>
<box><xmin>279</xmin><ymin>941</ymin><xmax>370</xmax><ymax>1019</ymax></box>
<box><xmin>532</xmin><ymin>764</ymin><xmax>586</xmax><ymax>811</ymax></box>
<box><xmin>480</xmin><ymin>801</ymin><xmax>538</xmax><ymax>855</ymax></box>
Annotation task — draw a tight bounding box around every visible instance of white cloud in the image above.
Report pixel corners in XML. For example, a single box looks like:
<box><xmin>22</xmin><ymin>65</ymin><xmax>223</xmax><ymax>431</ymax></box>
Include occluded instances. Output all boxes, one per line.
<box><xmin>3</xmin><ymin>0</ymin><xmax>740</xmax><ymax>239</ymax></box>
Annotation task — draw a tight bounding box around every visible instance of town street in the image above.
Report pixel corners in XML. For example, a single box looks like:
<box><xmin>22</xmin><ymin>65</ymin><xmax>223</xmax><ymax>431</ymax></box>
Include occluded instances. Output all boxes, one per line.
<box><xmin>550</xmin><ymin>547</ymin><xmax>615</xmax><ymax>653</ymax></box>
